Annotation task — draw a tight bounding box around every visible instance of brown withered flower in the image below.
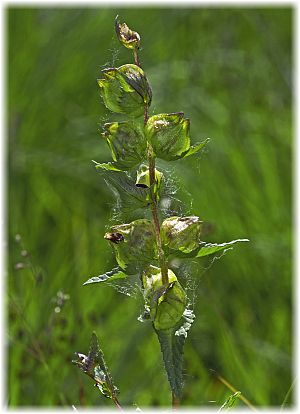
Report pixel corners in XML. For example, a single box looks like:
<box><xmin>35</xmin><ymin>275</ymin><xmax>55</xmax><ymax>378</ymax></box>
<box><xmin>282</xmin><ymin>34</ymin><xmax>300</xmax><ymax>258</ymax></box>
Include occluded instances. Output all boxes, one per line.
<box><xmin>115</xmin><ymin>15</ymin><xmax>140</xmax><ymax>50</ymax></box>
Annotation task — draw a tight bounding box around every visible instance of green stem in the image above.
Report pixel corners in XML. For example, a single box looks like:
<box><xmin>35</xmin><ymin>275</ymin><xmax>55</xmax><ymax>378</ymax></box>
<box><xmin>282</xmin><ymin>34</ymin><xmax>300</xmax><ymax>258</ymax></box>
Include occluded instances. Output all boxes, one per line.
<box><xmin>133</xmin><ymin>41</ymin><xmax>169</xmax><ymax>286</ymax></box>
<box><xmin>86</xmin><ymin>372</ymin><xmax>124</xmax><ymax>411</ymax></box>
<box><xmin>112</xmin><ymin>395</ymin><xmax>124</xmax><ymax>411</ymax></box>
<box><xmin>145</xmin><ymin>106</ymin><xmax>169</xmax><ymax>286</ymax></box>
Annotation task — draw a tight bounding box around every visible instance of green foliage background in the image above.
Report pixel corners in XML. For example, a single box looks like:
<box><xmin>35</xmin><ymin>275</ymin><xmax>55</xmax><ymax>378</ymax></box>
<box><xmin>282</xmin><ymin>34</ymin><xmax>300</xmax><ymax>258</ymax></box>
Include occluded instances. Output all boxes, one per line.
<box><xmin>7</xmin><ymin>7</ymin><xmax>293</xmax><ymax>408</ymax></box>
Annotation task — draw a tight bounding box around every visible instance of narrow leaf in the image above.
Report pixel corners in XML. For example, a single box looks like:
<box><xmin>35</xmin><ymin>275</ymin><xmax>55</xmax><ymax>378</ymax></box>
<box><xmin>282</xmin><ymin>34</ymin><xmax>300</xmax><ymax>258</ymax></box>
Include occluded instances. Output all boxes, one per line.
<box><xmin>155</xmin><ymin>308</ymin><xmax>195</xmax><ymax>398</ymax></box>
<box><xmin>83</xmin><ymin>267</ymin><xmax>127</xmax><ymax>285</ymax></box>
<box><xmin>94</xmin><ymin>334</ymin><xmax>119</xmax><ymax>399</ymax></box>
<box><xmin>219</xmin><ymin>391</ymin><xmax>241</xmax><ymax>411</ymax></box>
<box><xmin>96</xmin><ymin>166</ymin><xmax>149</xmax><ymax>212</ymax></box>
<box><xmin>182</xmin><ymin>138</ymin><xmax>210</xmax><ymax>158</ymax></box>
<box><xmin>168</xmin><ymin>238</ymin><xmax>249</xmax><ymax>259</ymax></box>
<box><xmin>88</xmin><ymin>332</ymin><xmax>100</xmax><ymax>366</ymax></box>
<box><xmin>94</xmin><ymin>161</ymin><xmax>122</xmax><ymax>172</ymax></box>
<box><xmin>72</xmin><ymin>332</ymin><xmax>119</xmax><ymax>400</ymax></box>
<box><xmin>155</xmin><ymin>328</ymin><xmax>183</xmax><ymax>398</ymax></box>
<box><xmin>196</xmin><ymin>238</ymin><xmax>249</xmax><ymax>258</ymax></box>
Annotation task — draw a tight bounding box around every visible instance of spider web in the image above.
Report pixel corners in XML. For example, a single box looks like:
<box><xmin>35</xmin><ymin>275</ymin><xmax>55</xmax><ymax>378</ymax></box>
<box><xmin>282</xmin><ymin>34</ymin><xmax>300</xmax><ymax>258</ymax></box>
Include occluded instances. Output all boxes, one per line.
<box><xmin>97</xmin><ymin>161</ymin><xmax>233</xmax><ymax>309</ymax></box>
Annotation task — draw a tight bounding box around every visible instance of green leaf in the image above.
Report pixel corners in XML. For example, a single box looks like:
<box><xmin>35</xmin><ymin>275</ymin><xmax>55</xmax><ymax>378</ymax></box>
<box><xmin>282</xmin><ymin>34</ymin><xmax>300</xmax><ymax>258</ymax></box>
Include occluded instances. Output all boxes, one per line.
<box><xmin>219</xmin><ymin>392</ymin><xmax>241</xmax><ymax>411</ymax></box>
<box><xmin>155</xmin><ymin>308</ymin><xmax>195</xmax><ymax>398</ymax></box>
<box><xmin>95</xmin><ymin>165</ymin><xmax>150</xmax><ymax>212</ymax></box>
<box><xmin>93</xmin><ymin>161</ymin><xmax>122</xmax><ymax>172</ymax></box>
<box><xmin>196</xmin><ymin>238</ymin><xmax>249</xmax><ymax>257</ymax></box>
<box><xmin>181</xmin><ymin>138</ymin><xmax>210</xmax><ymax>159</ymax></box>
<box><xmin>83</xmin><ymin>267</ymin><xmax>128</xmax><ymax>285</ymax></box>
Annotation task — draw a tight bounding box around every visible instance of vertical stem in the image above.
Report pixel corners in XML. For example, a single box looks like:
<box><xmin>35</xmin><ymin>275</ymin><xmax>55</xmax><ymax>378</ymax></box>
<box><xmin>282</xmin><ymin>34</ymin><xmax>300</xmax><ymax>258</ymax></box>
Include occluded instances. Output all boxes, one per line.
<box><xmin>112</xmin><ymin>395</ymin><xmax>124</xmax><ymax>411</ymax></box>
<box><xmin>133</xmin><ymin>48</ymin><xmax>141</xmax><ymax>67</ymax></box>
<box><xmin>144</xmin><ymin>105</ymin><xmax>169</xmax><ymax>286</ymax></box>
<box><xmin>134</xmin><ymin>46</ymin><xmax>172</xmax><ymax>405</ymax></box>
<box><xmin>172</xmin><ymin>394</ymin><xmax>180</xmax><ymax>409</ymax></box>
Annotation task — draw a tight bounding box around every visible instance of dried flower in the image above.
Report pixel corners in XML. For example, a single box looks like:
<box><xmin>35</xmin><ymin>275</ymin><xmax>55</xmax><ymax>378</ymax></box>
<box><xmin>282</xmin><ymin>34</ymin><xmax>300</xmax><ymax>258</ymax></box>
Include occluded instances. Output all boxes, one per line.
<box><xmin>115</xmin><ymin>16</ymin><xmax>140</xmax><ymax>50</ymax></box>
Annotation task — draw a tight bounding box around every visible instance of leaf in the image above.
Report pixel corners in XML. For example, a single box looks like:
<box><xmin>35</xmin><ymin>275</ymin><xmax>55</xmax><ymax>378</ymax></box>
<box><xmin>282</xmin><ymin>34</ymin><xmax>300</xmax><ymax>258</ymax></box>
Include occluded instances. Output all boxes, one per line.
<box><xmin>218</xmin><ymin>391</ymin><xmax>241</xmax><ymax>411</ymax></box>
<box><xmin>83</xmin><ymin>267</ymin><xmax>127</xmax><ymax>285</ymax></box>
<box><xmin>181</xmin><ymin>138</ymin><xmax>210</xmax><ymax>159</ymax></box>
<box><xmin>168</xmin><ymin>238</ymin><xmax>249</xmax><ymax>259</ymax></box>
<box><xmin>72</xmin><ymin>332</ymin><xmax>119</xmax><ymax>400</ymax></box>
<box><xmin>196</xmin><ymin>238</ymin><xmax>249</xmax><ymax>257</ymax></box>
<box><xmin>93</xmin><ymin>161</ymin><xmax>122</xmax><ymax>172</ymax></box>
<box><xmin>88</xmin><ymin>331</ymin><xmax>100</xmax><ymax>367</ymax></box>
<box><xmin>95</xmin><ymin>165</ymin><xmax>150</xmax><ymax>212</ymax></box>
<box><xmin>155</xmin><ymin>308</ymin><xmax>195</xmax><ymax>398</ymax></box>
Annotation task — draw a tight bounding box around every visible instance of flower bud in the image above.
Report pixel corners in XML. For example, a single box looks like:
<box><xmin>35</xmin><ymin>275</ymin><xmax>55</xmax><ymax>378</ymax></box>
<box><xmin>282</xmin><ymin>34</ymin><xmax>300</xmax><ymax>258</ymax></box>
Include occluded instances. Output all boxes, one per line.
<box><xmin>161</xmin><ymin>216</ymin><xmax>202</xmax><ymax>253</ymax></box>
<box><xmin>104</xmin><ymin>219</ymin><xmax>157</xmax><ymax>271</ymax></box>
<box><xmin>97</xmin><ymin>64</ymin><xmax>152</xmax><ymax>117</ymax></box>
<box><xmin>135</xmin><ymin>164</ymin><xmax>163</xmax><ymax>199</ymax></box>
<box><xmin>102</xmin><ymin>122</ymin><xmax>146</xmax><ymax>169</ymax></box>
<box><xmin>145</xmin><ymin>112</ymin><xmax>190</xmax><ymax>161</ymax></box>
<box><xmin>142</xmin><ymin>266</ymin><xmax>187</xmax><ymax>330</ymax></box>
<box><xmin>115</xmin><ymin>16</ymin><xmax>140</xmax><ymax>50</ymax></box>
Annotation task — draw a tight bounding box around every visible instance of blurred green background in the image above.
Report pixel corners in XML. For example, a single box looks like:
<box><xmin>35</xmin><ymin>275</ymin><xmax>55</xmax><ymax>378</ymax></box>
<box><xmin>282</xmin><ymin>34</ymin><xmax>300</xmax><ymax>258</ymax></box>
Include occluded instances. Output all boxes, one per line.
<box><xmin>7</xmin><ymin>6</ymin><xmax>293</xmax><ymax>408</ymax></box>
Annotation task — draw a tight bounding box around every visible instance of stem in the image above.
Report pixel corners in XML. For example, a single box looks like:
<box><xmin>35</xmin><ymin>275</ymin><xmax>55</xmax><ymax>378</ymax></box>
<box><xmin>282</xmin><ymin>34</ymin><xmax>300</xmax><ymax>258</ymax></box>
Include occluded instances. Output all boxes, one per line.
<box><xmin>147</xmin><ymin>144</ymin><xmax>169</xmax><ymax>285</ymax></box>
<box><xmin>172</xmin><ymin>394</ymin><xmax>180</xmax><ymax>409</ymax></box>
<box><xmin>89</xmin><ymin>373</ymin><xmax>124</xmax><ymax>411</ymax></box>
<box><xmin>133</xmin><ymin>48</ymin><xmax>141</xmax><ymax>67</ymax></box>
<box><xmin>144</xmin><ymin>105</ymin><xmax>169</xmax><ymax>286</ymax></box>
<box><xmin>132</xmin><ymin>41</ymin><xmax>169</xmax><ymax>286</ymax></box>
<box><xmin>112</xmin><ymin>395</ymin><xmax>124</xmax><ymax>411</ymax></box>
<box><xmin>134</xmin><ymin>44</ymin><xmax>172</xmax><ymax>405</ymax></box>
<box><xmin>211</xmin><ymin>369</ymin><xmax>257</xmax><ymax>412</ymax></box>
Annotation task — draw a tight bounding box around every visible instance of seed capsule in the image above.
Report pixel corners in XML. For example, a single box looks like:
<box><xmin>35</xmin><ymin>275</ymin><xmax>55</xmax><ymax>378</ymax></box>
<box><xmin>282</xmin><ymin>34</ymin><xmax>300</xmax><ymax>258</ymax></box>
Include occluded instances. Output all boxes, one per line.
<box><xmin>97</xmin><ymin>64</ymin><xmax>152</xmax><ymax>117</ymax></box>
<box><xmin>161</xmin><ymin>216</ymin><xmax>202</xmax><ymax>253</ymax></box>
<box><xmin>145</xmin><ymin>112</ymin><xmax>190</xmax><ymax>161</ymax></box>
<box><xmin>142</xmin><ymin>266</ymin><xmax>187</xmax><ymax>330</ymax></box>
<box><xmin>102</xmin><ymin>122</ymin><xmax>146</xmax><ymax>169</ymax></box>
<box><xmin>104</xmin><ymin>219</ymin><xmax>157</xmax><ymax>271</ymax></box>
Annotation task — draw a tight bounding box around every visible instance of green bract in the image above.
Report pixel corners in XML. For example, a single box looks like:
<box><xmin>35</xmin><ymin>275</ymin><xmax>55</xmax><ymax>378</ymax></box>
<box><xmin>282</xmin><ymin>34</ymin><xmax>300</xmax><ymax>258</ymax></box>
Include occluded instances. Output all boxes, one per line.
<box><xmin>161</xmin><ymin>216</ymin><xmax>202</xmax><ymax>253</ymax></box>
<box><xmin>97</xmin><ymin>64</ymin><xmax>152</xmax><ymax>117</ymax></box>
<box><xmin>145</xmin><ymin>112</ymin><xmax>190</xmax><ymax>160</ymax></box>
<box><xmin>115</xmin><ymin>16</ymin><xmax>140</xmax><ymax>50</ymax></box>
<box><xmin>104</xmin><ymin>219</ymin><xmax>157</xmax><ymax>271</ymax></box>
<box><xmin>102</xmin><ymin>122</ymin><xmax>146</xmax><ymax>169</ymax></box>
<box><xmin>142</xmin><ymin>266</ymin><xmax>187</xmax><ymax>330</ymax></box>
<box><xmin>145</xmin><ymin>112</ymin><xmax>209</xmax><ymax>161</ymax></box>
<box><xmin>135</xmin><ymin>164</ymin><xmax>163</xmax><ymax>199</ymax></box>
